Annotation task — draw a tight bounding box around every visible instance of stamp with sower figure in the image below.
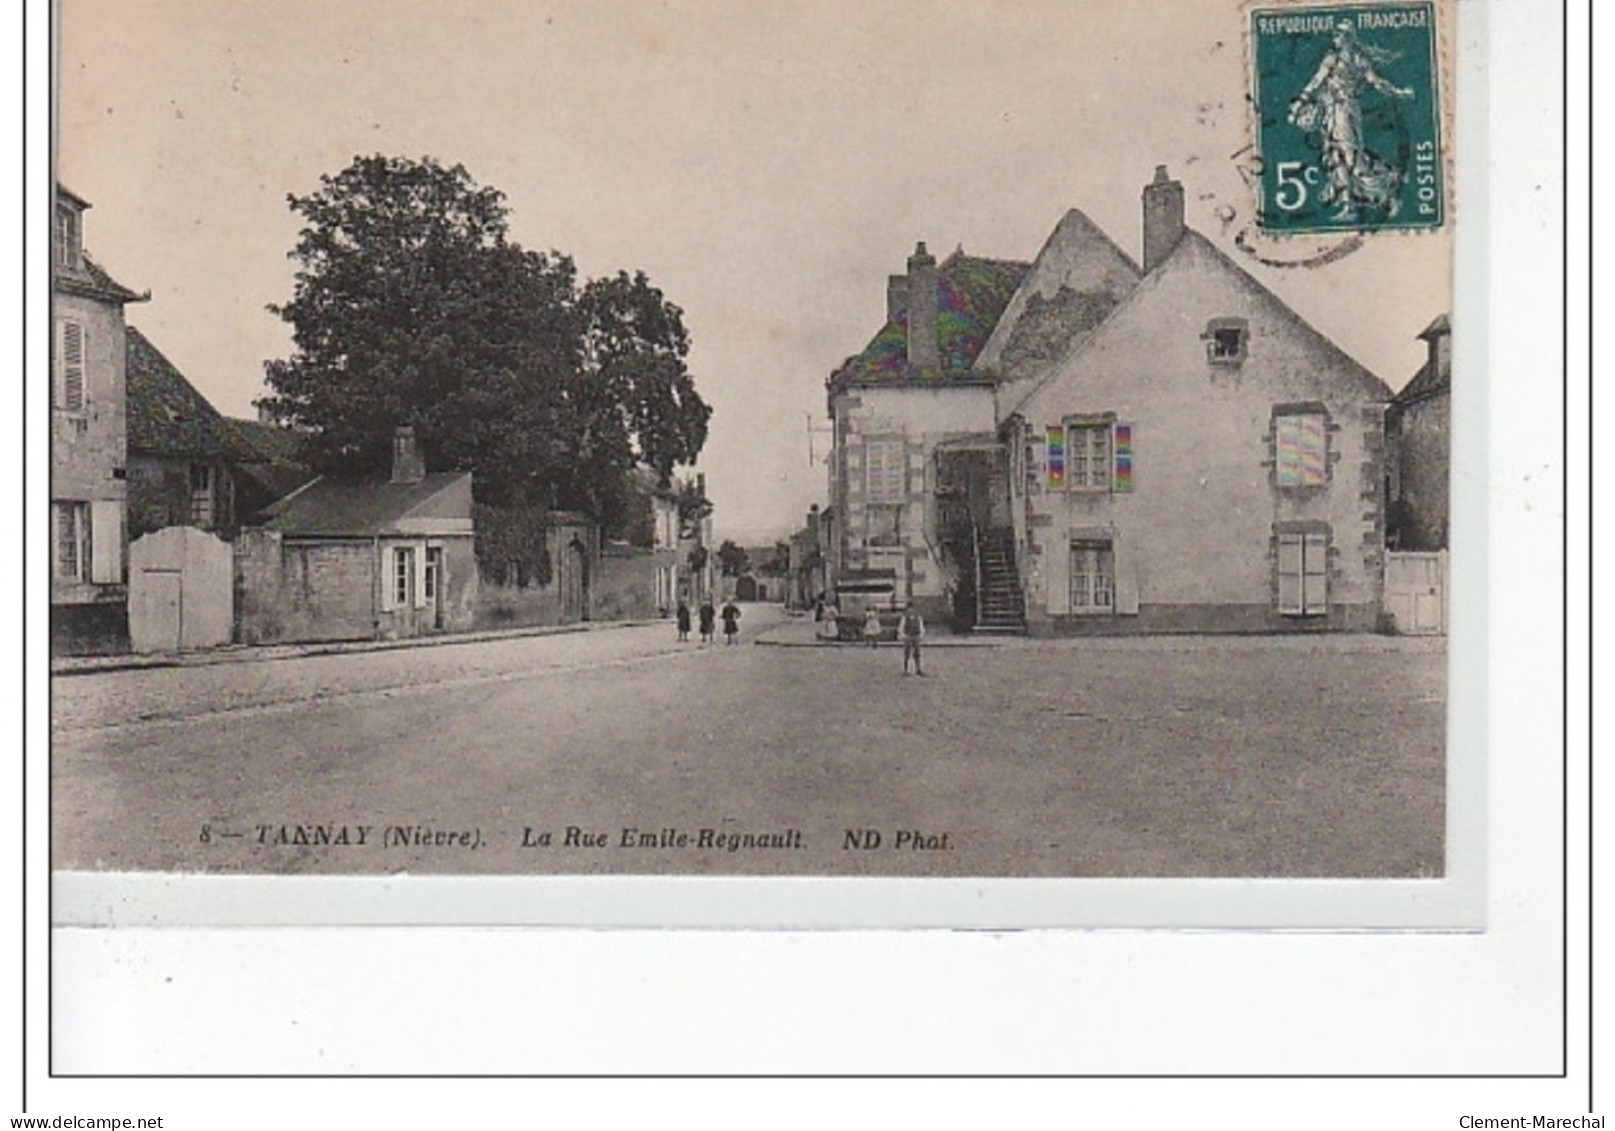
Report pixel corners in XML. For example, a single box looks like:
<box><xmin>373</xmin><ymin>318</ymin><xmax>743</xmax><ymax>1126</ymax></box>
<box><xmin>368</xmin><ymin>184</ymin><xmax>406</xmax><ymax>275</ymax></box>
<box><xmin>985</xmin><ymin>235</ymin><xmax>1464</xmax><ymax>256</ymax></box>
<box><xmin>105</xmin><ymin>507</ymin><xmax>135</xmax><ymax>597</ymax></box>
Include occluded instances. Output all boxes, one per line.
<box><xmin>1250</xmin><ymin>3</ymin><xmax>1443</xmax><ymax>234</ymax></box>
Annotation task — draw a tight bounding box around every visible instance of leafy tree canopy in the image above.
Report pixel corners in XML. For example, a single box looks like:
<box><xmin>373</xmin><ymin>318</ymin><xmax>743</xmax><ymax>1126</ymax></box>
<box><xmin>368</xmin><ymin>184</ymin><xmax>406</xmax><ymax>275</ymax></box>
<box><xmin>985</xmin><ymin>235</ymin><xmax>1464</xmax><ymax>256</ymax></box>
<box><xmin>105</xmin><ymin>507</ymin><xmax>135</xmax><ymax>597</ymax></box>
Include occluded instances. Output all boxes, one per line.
<box><xmin>716</xmin><ymin>540</ymin><xmax>751</xmax><ymax>578</ymax></box>
<box><xmin>673</xmin><ymin>475</ymin><xmax>713</xmax><ymax>538</ymax></box>
<box><xmin>262</xmin><ymin>155</ymin><xmax>711</xmax><ymax>527</ymax></box>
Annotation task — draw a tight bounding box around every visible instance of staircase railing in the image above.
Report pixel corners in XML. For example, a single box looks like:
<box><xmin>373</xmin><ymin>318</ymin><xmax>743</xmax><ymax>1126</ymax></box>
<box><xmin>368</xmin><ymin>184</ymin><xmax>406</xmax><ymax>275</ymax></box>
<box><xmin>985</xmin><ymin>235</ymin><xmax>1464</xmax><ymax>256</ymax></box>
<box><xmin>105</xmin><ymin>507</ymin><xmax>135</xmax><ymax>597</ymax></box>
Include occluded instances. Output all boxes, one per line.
<box><xmin>970</xmin><ymin>514</ymin><xmax>984</xmax><ymax>632</ymax></box>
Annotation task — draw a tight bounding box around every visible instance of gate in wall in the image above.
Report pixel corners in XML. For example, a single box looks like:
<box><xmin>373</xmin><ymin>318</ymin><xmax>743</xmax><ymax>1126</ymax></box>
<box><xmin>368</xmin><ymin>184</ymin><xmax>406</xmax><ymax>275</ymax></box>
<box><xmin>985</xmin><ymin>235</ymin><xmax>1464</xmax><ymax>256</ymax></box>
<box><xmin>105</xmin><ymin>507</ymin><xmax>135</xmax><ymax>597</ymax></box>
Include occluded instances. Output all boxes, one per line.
<box><xmin>128</xmin><ymin>526</ymin><xmax>234</xmax><ymax>653</ymax></box>
<box><xmin>1383</xmin><ymin>550</ymin><xmax>1447</xmax><ymax>636</ymax></box>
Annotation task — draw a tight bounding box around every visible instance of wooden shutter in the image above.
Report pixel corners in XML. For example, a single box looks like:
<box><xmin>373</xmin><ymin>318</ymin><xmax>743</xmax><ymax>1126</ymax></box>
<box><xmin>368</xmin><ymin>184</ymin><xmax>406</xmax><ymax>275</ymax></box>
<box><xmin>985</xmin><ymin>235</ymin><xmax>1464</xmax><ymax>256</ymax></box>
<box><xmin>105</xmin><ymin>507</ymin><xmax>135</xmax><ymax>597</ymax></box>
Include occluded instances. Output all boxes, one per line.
<box><xmin>1112</xmin><ymin>422</ymin><xmax>1133</xmax><ymax>492</ymax></box>
<box><xmin>380</xmin><ymin>546</ymin><xmax>398</xmax><ymax>611</ymax></box>
<box><xmin>1112</xmin><ymin>532</ymin><xmax>1139</xmax><ymax>614</ymax></box>
<box><xmin>1277</xmin><ymin>534</ymin><xmax>1303</xmax><ymax>614</ymax></box>
<box><xmin>865</xmin><ymin>441</ymin><xmax>905</xmax><ymax>504</ymax></box>
<box><xmin>1299</xmin><ymin>414</ymin><xmax>1327</xmax><ymax>485</ymax></box>
<box><xmin>1046</xmin><ymin>426</ymin><xmax>1065</xmax><ymax>489</ymax></box>
<box><xmin>57</xmin><ymin>320</ymin><xmax>86</xmax><ymax>411</ymax></box>
<box><xmin>1302</xmin><ymin>532</ymin><xmax>1329</xmax><ymax>614</ymax></box>
<box><xmin>55</xmin><ymin>504</ymin><xmax>80</xmax><ymax>579</ymax></box>
<box><xmin>413</xmin><ymin>543</ymin><xmax>429</xmax><ymax>609</ymax></box>
<box><xmin>89</xmin><ymin>500</ymin><xmax>122</xmax><ymax>584</ymax></box>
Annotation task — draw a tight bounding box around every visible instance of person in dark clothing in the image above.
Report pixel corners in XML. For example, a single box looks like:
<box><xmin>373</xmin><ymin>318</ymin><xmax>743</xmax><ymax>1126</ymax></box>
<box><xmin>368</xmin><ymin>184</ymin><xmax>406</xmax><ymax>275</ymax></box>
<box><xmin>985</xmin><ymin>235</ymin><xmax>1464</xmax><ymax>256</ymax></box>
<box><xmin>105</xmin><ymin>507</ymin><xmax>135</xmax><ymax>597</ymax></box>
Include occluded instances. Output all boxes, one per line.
<box><xmin>898</xmin><ymin>606</ymin><xmax>926</xmax><ymax>675</ymax></box>
<box><xmin>675</xmin><ymin>600</ymin><xmax>691</xmax><ymax>642</ymax></box>
<box><xmin>721</xmin><ymin>599</ymin><xmax>741</xmax><ymax>645</ymax></box>
<box><xmin>698</xmin><ymin>599</ymin><xmax>716</xmax><ymax>644</ymax></box>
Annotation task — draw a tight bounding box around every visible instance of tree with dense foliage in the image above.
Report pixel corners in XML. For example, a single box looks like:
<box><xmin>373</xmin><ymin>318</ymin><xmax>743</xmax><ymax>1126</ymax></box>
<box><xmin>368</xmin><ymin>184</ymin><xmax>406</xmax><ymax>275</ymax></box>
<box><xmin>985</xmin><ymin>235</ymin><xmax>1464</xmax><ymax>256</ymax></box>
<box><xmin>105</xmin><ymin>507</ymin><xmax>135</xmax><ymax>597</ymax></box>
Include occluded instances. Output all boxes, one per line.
<box><xmin>673</xmin><ymin>475</ymin><xmax>713</xmax><ymax>538</ymax></box>
<box><xmin>261</xmin><ymin>155</ymin><xmax>711</xmax><ymax>531</ymax></box>
<box><xmin>758</xmin><ymin>540</ymin><xmax>792</xmax><ymax>578</ymax></box>
<box><xmin>716</xmin><ymin>540</ymin><xmax>751</xmax><ymax>578</ymax></box>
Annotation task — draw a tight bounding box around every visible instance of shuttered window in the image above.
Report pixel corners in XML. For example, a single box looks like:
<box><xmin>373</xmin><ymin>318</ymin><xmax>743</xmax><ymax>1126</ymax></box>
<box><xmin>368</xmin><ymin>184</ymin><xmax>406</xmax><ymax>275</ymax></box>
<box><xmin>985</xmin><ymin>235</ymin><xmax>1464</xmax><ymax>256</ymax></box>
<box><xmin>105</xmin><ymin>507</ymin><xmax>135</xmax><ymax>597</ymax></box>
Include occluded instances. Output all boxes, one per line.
<box><xmin>1050</xmin><ymin>421</ymin><xmax>1134</xmax><ymax>492</ymax></box>
<box><xmin>1277</xmin><ymin>530</ymin><xmax>1329</xmax><ymax>616</ymax></box>
<box><xmin>1068</xmin><ymin>424</ymin><xmax>1111</xmax><ymax>490</ymax></box>
<box><xmin>1274</xmin><ymin>411</ymin><xmax>1328</xmax><ymax>488</ymax></box>
<box><xmin>865</xmin><ymin>440</ymin><xmax>905</xmax><ymax>504</ymax></box>
<box><xmin>55</xmin><ymin>319</ymin><xmax>86</xmax><ymax>412</ymax></box>
<box><xmin>55</xmin><ymin>503</ymin><xmax>86</xmax><ymax>580</ymax></box>
<box><xmin>393</xmin><ymin>547</ymin><xmax>415</xmax><ymax>609</ymax></box>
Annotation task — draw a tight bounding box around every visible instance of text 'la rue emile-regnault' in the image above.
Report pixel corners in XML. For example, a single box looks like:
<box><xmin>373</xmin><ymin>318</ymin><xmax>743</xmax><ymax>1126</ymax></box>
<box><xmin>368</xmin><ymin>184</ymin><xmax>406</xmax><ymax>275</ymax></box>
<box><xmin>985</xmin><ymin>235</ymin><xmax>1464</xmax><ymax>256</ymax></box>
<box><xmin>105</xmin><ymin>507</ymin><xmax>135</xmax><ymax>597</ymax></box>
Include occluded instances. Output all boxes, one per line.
<box><xmin>521</xmin><ymin>826</ymin><xmax>805</xmax><ymax>851</ymax></box>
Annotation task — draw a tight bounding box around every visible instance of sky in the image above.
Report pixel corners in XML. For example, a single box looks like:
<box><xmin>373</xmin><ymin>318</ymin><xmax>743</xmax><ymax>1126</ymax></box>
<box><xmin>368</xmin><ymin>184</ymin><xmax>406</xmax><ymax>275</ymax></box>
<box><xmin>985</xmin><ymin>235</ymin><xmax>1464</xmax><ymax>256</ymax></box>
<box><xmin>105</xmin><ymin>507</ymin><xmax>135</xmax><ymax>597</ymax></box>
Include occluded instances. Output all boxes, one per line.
<box><xmin>55</xmin><ymin>0</ymin><xmax>1452</xmax><ymax>544</ymax></box>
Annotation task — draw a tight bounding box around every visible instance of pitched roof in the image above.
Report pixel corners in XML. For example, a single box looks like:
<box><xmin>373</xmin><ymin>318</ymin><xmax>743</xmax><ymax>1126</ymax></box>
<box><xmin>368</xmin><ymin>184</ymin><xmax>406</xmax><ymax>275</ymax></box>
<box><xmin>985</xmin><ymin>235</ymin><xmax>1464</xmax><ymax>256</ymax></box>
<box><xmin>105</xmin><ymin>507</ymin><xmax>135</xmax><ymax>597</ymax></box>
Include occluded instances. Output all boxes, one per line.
<box><xmin>55</xmin><ymin>253</ymin><xmax>146</xmax><ymax>305</ymax></box>
<box><xmin>229</xmin><ymin>418</ymin><xmax>308</xmax><ymax>464</ymax></box>
<box><xmin>260</xmin><ymin>472</ymin><xmax>473</xmax><ymax>536</ymax></box>
<box><xmin>226</xmin><ymin>418</ymin><xmax>317</xmax><ymax>504</ymax></box>
<box><xmin>828</xmin><ymin>251</ymin><xmax>1028</xmax><ymax>392</ymax></box>
<box><xmin>126</xmin><ymin>326</ymin><xmax>247</xmax><ymax>459</ymax></box>
<box><xmin>972</xmin><ymin>209</ymin><xmax>1142</xmax><ymax>383</ymax></box>
<box><xmin>1394</xmin><ymin>314</ymin><xmax>1451</xmax><ymax>406</ymax></box>
<box><xmin>1003</xmin><ymin>228</ymin><xmax>1392</xmax><ymax>419</ymax></box>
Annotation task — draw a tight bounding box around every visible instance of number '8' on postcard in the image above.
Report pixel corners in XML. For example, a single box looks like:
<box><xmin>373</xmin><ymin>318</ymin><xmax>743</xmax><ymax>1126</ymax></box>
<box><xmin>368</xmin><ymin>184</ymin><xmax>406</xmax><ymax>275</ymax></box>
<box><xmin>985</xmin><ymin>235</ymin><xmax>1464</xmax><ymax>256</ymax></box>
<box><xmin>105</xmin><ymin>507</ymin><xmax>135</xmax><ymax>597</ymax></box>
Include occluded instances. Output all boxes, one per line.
<box><xmin>1251</xmin><ymin>3</ymin><xmax>1442</xmax><ymax>233</ymax></box>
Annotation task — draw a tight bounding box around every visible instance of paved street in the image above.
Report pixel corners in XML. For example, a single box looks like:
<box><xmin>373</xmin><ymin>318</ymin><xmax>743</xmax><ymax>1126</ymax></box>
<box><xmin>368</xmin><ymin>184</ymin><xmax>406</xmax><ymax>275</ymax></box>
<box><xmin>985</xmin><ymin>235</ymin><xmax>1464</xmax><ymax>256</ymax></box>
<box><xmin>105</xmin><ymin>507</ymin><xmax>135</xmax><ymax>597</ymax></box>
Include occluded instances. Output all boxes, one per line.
<box><xmin>51</xmin><ymin>609</ymin><xmax>1446</xmax><ymax>878</ymax></box>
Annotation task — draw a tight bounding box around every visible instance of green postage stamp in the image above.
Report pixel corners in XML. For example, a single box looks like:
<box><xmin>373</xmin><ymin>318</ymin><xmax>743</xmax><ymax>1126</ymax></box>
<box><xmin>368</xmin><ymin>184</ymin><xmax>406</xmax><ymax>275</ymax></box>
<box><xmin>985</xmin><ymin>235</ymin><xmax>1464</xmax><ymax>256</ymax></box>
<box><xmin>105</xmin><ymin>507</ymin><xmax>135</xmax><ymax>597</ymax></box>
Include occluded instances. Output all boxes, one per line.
<box><xmin>1250</xmin><ymin>2</ymin><xmax>1443</xmax><ymax>234</ymax></box>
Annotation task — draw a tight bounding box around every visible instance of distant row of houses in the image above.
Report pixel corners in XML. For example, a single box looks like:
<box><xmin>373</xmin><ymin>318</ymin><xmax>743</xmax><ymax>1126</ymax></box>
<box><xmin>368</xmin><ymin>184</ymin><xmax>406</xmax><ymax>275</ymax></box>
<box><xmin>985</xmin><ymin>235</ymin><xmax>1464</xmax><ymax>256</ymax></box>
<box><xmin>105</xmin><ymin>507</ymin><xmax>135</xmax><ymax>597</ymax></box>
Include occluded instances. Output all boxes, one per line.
<box><xmin>809</xmin><ymin>165</ymin><xmax>1451</xmax><ymax>635</ymax></box>
<box><xmin>50</xmin><ymin>186</ymin><xmax>717</xmax><ymax>656</ymax></box>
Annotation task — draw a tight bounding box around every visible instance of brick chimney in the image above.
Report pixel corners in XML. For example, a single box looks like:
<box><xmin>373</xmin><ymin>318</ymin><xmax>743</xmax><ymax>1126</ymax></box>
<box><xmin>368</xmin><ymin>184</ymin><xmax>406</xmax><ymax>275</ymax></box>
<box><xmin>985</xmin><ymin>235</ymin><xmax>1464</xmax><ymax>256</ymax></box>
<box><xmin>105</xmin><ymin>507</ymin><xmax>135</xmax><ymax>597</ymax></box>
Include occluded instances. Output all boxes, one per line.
<box><xmin>391</xmin><ymin>425</ymin><xmax>426</xmax><ymax>485</ymax></box>
<box><xmin>905</xmin><ymin>241</ymin><xmax>939</xmax><ymax>373</ymax></box>
<box><xmin>1142</xmin><ymin>165</ymin><xmax>1185</xmax><ymax>274</ymax></box>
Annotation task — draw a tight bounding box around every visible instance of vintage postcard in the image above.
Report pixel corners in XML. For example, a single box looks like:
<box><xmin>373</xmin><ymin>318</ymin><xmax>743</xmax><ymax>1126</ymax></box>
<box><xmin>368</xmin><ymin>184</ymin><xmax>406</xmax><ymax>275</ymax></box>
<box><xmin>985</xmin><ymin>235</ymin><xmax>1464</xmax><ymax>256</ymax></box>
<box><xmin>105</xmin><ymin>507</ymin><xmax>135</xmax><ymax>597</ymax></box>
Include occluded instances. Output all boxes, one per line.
<box><xmin>45</xmin><ymin>0</ymin><xmax>1473</xmax><ymax>935</ymax></box>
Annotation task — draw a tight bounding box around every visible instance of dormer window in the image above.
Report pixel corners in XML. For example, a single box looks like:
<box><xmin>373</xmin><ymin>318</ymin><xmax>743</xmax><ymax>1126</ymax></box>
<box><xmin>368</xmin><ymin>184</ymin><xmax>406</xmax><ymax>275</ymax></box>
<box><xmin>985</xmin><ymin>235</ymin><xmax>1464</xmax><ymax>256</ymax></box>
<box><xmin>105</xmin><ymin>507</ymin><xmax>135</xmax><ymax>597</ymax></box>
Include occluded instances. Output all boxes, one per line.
<box><xmin>1204</xmin><ymin>317</ymin><xmax>1248</xmax><ymax>365</ymax></box>
<box><xmin>55</xmin><ymin>202</ymin><xmax>82</xmax><ymax>270</ymax></box>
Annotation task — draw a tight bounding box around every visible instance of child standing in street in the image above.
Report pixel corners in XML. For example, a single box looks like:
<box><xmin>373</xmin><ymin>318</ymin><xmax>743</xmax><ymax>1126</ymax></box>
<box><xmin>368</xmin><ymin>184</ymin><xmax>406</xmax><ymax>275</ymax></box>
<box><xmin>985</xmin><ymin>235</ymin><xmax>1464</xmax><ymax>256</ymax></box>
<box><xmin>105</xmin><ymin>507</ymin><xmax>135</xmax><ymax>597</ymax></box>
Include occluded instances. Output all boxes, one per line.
<box><xmin>698</xmin><ymin>599</ymin><xmax>716</xmax><ymax>644</ymax></box>
<box><xmin>862</xmin><ymin>606</ymin><xmax>882</xmax><ymax>648</ymax></box>
<box><xmin>721</xmin><ymin>599</ymin><xmax>741</xmax><ymax>645</ymax></box>
<box><xmin>898</xmin><ymin>606</ymin><xmax>926</xmax><ymax>675</ymax></box>
<box><xmin>675</xmin><ymin>599</ymin><xmax>691</xmax><ymax>642</ymax></box>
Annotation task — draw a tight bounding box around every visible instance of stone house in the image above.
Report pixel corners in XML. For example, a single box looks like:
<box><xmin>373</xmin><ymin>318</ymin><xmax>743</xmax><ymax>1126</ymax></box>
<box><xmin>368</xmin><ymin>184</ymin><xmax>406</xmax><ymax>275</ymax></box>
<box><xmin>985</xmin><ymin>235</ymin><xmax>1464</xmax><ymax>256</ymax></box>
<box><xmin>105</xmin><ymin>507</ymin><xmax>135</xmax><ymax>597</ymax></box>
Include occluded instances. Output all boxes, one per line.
<box><xmin>824</xmin><ymin>242</ymin><xmax>1027</xmax><ymax>627</ymax></box>
<box><xmin>236</xmin><ymin>426</ymin><xmax>477</xmax><ymax>644</ymax></box>
<box><xmin>124</xmin><ymin>326</ymin><xmax>253</xmax><ymax>540</ymax></box>
<box><xmin>51</xmin><ymin>184</ymin><xmax>146</xmax><ymax>651</ymax></box>
<box><xmin>998</xmin><ymin>168</ymin><xmax>1394</xmax><ymax>633</ymax></box>
<box><xmin>1385</xmin><ymin>314</ymin><xmax>1451</xmax><ymax>552</ymax></box>
<box><xmin>824</xmin><ymin>166</ymin><xmax>1399</xmax><ymax>634</ymax></box>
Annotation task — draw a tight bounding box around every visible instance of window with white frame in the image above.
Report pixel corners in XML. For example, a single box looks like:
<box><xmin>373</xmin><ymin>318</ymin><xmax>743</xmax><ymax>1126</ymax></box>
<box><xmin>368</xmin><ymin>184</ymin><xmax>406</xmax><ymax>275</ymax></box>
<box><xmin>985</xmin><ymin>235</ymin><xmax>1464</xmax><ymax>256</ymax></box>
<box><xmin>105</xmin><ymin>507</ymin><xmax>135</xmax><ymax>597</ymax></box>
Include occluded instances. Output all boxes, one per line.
<box><xmin>1066</xmin><ymin>422</ymin><xmax>1111</xmax><ymax>490</ymax></box>
<box><xmin>1047</xmin><ymin>420</ymin><xmax>1133</xmax><ymax>493</ymax></box>
<box><xmin>424</xmin><ymin>547</ymin><xmax>442</xmax><ymax>602</ymax></box>
<box><xmin>1069</xmin><ymin>539</ymin><xmax>1115</xmax><ymax>613</ymax></box>
<box><xmin>1276</xmin><ymin>528</ymin><xmax>1329</xmax><ymax>616</ymax></box>
<box><xmin>1273</xmin><ymin>409</ymin><xmax>1329</xmax><ymax>488</ymax></box>
<box><xmin>864</xmin><ymin>440</ymin><xmax>906</xmax><ymax>504</ymax></box>
<box><xmin>54</xmin><ymin>319</ymin><xmax>86</xmax><ymax>412</ymax></box>
<box><xmin>54</xmin><ymin>502</ymin><xmax>89</xmax><ymax>581</ymax></box>
<box><xmin>392</xmin><ymin>546</ymin><xmax>415</xmax><ymax>609</ymax></box>
<box><xmin>189</xmin><ymin>464</ymin><xmax>215</xmax><ymax>526</ymax></box>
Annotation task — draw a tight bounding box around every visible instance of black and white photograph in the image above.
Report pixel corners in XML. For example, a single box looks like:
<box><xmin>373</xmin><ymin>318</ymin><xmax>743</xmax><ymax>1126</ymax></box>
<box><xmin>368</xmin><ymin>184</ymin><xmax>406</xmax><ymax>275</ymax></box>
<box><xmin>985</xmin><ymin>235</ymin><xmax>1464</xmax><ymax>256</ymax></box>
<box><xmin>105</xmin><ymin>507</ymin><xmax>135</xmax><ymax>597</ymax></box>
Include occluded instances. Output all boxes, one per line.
<box><xmin>49</xmin><ymin>0</ymin><xmax>1455</xmax><ymax>885</ymax></box>
<box><xmin>30</xmin><ymin>0</ymin><xmax>1577</xmax><ymax>1103</ymax></box>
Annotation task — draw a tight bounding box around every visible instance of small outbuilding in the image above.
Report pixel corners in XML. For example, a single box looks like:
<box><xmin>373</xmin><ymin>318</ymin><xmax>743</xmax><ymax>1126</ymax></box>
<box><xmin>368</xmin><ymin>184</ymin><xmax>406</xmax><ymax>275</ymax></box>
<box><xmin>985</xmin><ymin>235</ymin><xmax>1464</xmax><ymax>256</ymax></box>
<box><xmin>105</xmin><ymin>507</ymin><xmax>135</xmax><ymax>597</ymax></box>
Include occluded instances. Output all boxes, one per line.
<box><xmin>235</xmin><ymin>426</ymin><xmax>477</xmax><ymax>645</ymax></box>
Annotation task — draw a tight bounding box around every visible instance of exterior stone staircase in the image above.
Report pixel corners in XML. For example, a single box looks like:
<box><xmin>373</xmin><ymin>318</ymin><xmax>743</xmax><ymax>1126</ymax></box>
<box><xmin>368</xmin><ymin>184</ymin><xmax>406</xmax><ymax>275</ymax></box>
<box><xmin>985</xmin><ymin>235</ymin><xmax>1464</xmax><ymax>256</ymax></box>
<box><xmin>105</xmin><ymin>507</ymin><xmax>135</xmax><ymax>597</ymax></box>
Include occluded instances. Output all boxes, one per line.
<box><xmin>974</xmin><ymin>528</ymin><xmax>1027</xmax><ymax>634</ymax></box>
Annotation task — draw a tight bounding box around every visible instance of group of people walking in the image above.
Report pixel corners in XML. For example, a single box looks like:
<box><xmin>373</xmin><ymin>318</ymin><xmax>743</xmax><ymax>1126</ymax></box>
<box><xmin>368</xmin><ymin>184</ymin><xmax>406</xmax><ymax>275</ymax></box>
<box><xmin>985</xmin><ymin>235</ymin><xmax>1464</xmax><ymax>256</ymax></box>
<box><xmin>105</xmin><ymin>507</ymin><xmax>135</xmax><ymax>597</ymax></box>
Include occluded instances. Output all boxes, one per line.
<box><xmin>675</xmin><ymin>597</ymin><xmax>741</xmax><ymax>645</ymax></box>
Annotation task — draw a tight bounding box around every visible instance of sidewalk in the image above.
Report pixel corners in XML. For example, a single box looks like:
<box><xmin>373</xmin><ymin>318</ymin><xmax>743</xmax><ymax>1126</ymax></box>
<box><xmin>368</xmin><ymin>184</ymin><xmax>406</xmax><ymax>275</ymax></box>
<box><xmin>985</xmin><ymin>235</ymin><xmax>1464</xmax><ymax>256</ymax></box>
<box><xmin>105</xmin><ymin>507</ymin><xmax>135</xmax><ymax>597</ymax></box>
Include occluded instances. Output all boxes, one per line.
<box><xmin>751</xmin><ymin>615</ymin><xmax>1008</xmax><ymax>648</ymax></box>
<box><xmin>49</xmin><ymin>616</ymin><xmax>669</xmax><ymax>677</ymax></box>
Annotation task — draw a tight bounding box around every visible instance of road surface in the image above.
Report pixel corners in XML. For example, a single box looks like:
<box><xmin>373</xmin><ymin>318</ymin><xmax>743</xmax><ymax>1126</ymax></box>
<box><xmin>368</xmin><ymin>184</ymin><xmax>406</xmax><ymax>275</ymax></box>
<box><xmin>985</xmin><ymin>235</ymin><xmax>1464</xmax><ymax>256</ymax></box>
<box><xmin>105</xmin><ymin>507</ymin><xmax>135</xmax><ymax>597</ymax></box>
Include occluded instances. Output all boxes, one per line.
<box><xmin>51</xmin><ymin>610</ymin><xmax>1446</xmax><ymax>877</ymax></box>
